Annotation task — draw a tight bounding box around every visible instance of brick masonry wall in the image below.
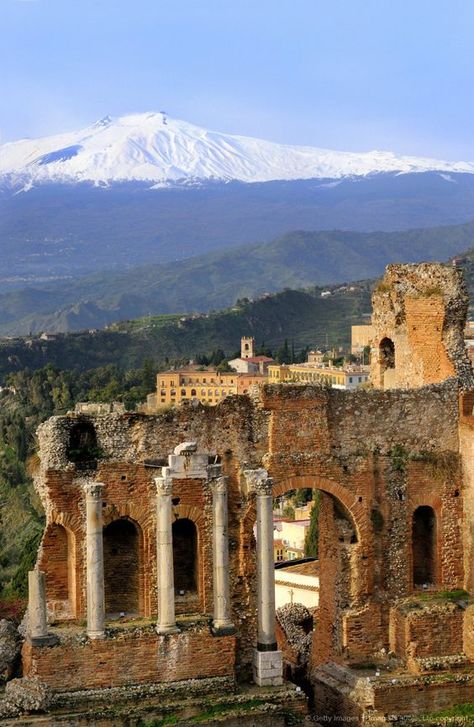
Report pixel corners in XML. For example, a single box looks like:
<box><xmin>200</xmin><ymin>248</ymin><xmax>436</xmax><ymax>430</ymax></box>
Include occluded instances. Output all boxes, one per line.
<box><xmin>389</xmin><ymin>603</ymin><xmax>464</xmax><ymax>660</ymax></box>
<box><xmin>32</xmin><ymin>369</ymin><xmax>469</xmax><ymax>685</ymax></box>
<box><xmin>372</xmin><ymin>679</ymin><xmax>474</xmax><ymax>715</ymax></box>
<box><xmin>22</xmin><ymin>628</ymin><xmax>236</xmax><ymax>691</ymax></box>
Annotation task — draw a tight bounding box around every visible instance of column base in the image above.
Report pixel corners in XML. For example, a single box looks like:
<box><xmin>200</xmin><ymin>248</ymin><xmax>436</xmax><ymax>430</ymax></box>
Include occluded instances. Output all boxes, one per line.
<box><xmin>257</xmin><ymin>641</ymin><xmax>278</xmax><ymax>651</ymax></box>
<box><xmin>253</xmin><ymin>648</ymin><xmax>283</xmax><ymax>687</ymax></box>
<box><xmin>27</xmin><ymin>634</ymin><xmax>59</xmax><ymax>648</ymax></box>
<box><xmin>87</xmin><ymin>630</ymin><xmax>105</xmax><ymax>640</ymax></box>
<box><xmin>211</xmin><ymin>622</ymin><xmax>236</xmax><ymax>636</ymax></box>
<box><xmin>156</xmin><ymin>624</ymin><xmax>180</xmax><ymax>635</ymax></box>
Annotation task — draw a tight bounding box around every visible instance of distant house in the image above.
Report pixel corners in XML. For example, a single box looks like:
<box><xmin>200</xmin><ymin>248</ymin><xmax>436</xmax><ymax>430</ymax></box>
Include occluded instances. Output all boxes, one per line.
<box><xmin>228</xmin><ymin>337</ymin><xmax>274</xmax><ymax>374</ymax></box>
<box><xmin>274</xmin><ymin>559</ymin><xmax>319</xmax><ymax>610</ymax></box>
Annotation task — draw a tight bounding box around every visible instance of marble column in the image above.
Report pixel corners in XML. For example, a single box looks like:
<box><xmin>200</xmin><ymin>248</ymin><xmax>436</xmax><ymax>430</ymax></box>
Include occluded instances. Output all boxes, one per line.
<box><xmin>245</xmin><ymin>469</ymin><xmax>283</xmax><ymax>686</ymax></box>
<box><xmin>211</xmin><ymin>475</ymin><xmax>234</xmax><ymax>634</ymax></box>
<box><xmin>155</xmin><ymin>469</ymin><xmax>179</xmax><ymax>634</ymax></box>
<box><xmin>84</xmin><ymin>482</ymin><xmax>105</xmax><ymax>639</ymax></box>
<box><xmin>27</xmin><ymin>568</ymin><xmax>58</xmax><ymax>646</ymax></box>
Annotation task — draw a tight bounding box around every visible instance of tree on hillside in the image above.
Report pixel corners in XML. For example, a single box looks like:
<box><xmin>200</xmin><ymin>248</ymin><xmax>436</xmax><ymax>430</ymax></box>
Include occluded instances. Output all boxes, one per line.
<box><xmin>304</xmin><ymin>492</ymin><xmax>321</xmax><ymax>557</ymax></box>
<box><xmin>276</xmin><ymin>339</ymin><xmax>291</xmax><ymax>364</ymax></box>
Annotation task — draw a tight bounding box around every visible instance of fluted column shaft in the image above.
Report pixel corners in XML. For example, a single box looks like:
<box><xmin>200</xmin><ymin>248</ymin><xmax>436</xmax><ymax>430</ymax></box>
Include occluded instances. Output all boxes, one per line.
<box><xmin>211</xmin><ymin>476</ymin><xmax>234</xmax><ymax>633</ymax></box>
<box><xmin>84</xmin><ymin>482</ymin><xmax>105</xmax><ymax>639</ymax></box>
<box><xmin>155</xmin><ymin>470</ymin><xmax>179</xmax><ymax>634</ymax></box>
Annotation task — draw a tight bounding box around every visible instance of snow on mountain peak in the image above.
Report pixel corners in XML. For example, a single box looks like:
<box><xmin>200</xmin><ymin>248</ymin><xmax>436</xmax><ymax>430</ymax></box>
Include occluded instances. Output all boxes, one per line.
<box><xmin>1</xmin><ymin>112</ymin><xmax>474</xmax><ymax>187</ymax></box>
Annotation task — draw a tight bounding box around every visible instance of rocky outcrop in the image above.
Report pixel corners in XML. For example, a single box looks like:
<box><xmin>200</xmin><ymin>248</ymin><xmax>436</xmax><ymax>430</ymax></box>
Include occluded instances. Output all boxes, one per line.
<box><xmin>0</xmin><ymin>619</ymin><xmax>21</xmax><ymax>680</ymax></box>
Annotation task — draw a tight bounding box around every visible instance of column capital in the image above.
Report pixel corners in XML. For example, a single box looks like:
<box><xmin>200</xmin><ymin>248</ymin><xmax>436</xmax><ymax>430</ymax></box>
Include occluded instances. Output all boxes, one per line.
<box><xmin>155</xmin><ymin>474</ymin><xmax>173</xmax><ymax>496</ymax></box>
<box><xmin>244</xmin><ymin>468</ymin><xmax>273</xmax><ymax>496</ymax></box>
<box><xmin>211</xmin><ymin>476</ymin><xmax>228</xmax><ymax>495</ymax></box>
<box><xmin>207</xmin><ymin>463</ymin><xmax>223</xmax><ymax>481</ymax></box>
<box><xmin>83</xmin><ymin>481</ymin><xmax>105</xmax><ymax>500</ymax></box>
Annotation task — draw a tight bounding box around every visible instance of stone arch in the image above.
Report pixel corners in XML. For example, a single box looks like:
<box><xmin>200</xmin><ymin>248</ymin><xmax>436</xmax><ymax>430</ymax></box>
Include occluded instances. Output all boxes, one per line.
<box><xmin>241</xmin><ymin>473</ymin><xmax>374</xmax><ymax>666</ymax></box>
<box><xmin>412</xmin><ymin>505</ymin><xmax>438</xmax><ymax>587</ymax></box>
<box><xmin>271</xmin><ymin>476</ymin><xmax>372</xmax><ymax>665</ymax></box>
<box><xmin>41</xmin><ymin>522</ymin><xmax>76</xmax><ymax>618</ymax></box>
<box><xmin>272</xmin><ymin>475</ymin><xmax>364</xmax><ymax>543</ymax></box>
<box><xmin>103</xmin><ymin>517</ymin><xmax>143</xmax><ymax>615</ymax></box>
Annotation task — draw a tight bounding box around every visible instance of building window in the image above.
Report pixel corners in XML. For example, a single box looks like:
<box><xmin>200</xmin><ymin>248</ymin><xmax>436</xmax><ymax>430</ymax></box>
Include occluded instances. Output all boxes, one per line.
<box><xmin>181</xmin><ymin>389</ymin><xmax>186</xmax><ymax>396</ymax></box>
<box><xmin>349</xmin><ymin>377</ymin><xmax>353</xmax><ymax>383</ymax></box>
<box><xmin>412</xmin><ymin>506</ymin><xmax>437</xmax><ymax>586</ymax></box>
<box><xmin>191</xmin><ymin>389</ymin><xmax>197</xmax><ymax>396</ymax></box>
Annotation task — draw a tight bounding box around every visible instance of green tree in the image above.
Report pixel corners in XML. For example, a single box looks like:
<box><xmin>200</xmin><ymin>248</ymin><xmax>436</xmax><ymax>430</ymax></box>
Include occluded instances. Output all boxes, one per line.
<box><xmin>304</xmin><ymin>492</ymin><xmax>321</xmax><ymax>557</ymax></box>
<box><xmin>292</xmin><ymin>488</ymin><xmax>312</xmax><ymax>507</ymax></box>
<box><xmin>276</xmin><ymin>339</ymin><xmax>291</xmax><ymax>364</ymax></box>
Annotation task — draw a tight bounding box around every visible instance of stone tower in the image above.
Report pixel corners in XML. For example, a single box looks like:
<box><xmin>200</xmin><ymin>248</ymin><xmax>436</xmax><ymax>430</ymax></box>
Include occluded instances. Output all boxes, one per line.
<box><xmin>370</xmin><ymin>263</ymin><xmax>474</xmax><ymax>390</ymax></box>
<box><xmin>241</xmin><ymin>336</ymin><xmax>255</xmax><ymax>359</ymax></box>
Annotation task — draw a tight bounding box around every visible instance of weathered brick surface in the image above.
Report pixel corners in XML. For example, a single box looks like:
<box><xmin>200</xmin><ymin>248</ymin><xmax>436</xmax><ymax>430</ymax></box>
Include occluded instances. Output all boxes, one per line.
<box><xmin>389</xmin><ymin>602</ymin><xmax>464</xmax><ymax>660</ymax></box>
<box><xmin>22</xmin><ymin>628</ymin><xmax>236</xmax><ymax>691</ymax></box>
<box><xmin>27</xmin><ymin>264</ymin><xmax>474</xmax><ymax>700</ymax></box>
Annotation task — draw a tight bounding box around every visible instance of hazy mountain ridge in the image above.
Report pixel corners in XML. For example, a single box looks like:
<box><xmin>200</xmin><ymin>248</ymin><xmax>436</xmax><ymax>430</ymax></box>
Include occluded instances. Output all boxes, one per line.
<box><xmin>2</xmin><ymin>174</ymin><xmax>474</xmax><ymax>285</ymax></box>
<box><xmin>1</xmin><ymin>221</ymin><xmax>474</xmax><ymax>335</ymax></box>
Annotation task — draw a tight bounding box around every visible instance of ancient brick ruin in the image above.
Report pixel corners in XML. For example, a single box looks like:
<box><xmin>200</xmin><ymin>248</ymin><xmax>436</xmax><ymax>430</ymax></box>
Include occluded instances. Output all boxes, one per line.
<box><xmin>6</xmin><ymin>262</ymin><xmax>474</xmax><ymax>722</ymax></box>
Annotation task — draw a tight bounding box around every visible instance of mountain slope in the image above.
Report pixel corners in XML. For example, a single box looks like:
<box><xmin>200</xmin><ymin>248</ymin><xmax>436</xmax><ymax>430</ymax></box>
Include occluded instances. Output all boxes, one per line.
<box><xmin>1</xmin><ymin>221</ymin><xmax>474</xmax><ymax>335</ymax></box>
<box><xmin>2</xmin><ymin>112</ymin><xmax>474</xmax><ymax>187</ymax></box>
<box><xmin>0</xmin><ymin>284</ymin><xmax>373</xmax><ymax>382</ymax></box>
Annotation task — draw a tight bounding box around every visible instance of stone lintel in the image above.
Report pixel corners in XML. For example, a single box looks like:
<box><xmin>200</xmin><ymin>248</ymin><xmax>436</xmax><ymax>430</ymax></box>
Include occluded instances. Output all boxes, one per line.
<box><xmin>167</xmin><ymin>451</ymin><xmax>210</xmax><ymax>480</ymax></box>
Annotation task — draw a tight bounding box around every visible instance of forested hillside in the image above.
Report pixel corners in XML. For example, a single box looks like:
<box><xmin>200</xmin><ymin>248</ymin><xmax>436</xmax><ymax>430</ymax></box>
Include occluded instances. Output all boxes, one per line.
<box><xmin>0</xmin><ymin>284</ymin><xmax>373</xmax><ymax>382</ymax></box>
<box><xmin>1</xmin><ymin>219</ymin><xmax>474</xmax><ymax>334</ymax></box>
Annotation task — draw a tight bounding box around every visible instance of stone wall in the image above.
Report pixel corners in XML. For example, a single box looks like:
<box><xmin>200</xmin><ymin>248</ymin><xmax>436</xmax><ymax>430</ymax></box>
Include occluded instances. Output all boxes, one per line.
<box><xmin>22</xmin><ymin>626</ymin><xmax>236</xmax><ymax>691</ymax></box>
<box><xmin>369</xmin><ymin>263</ymin><xmax>474</xmax><ymax>390</ymax></box>
<box><xmin>30</xmin><ymin>375</ymin><xmax>468</xmax><ymax>687</ymax></box>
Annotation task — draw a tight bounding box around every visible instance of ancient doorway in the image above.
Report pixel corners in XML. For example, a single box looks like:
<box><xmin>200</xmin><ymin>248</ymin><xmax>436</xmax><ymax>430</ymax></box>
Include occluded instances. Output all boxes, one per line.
<box><xmin>172</xmin><ymin>518</ymin><xmax>200</xmax><ymax>613</ymax></box>
<box><xmin>412</xmin><ymin>506</ymin><xmax>437</xmax><ymax>587</ymax></box>
<box><xmin>269</xmin><ymin>478</ymin><xmax>361</xmax><ymax>671</ymax></box>
<box><xmin>104</xmin><ymin>518</ymin><xmax>141</xmax><ymax>615</ymax></box>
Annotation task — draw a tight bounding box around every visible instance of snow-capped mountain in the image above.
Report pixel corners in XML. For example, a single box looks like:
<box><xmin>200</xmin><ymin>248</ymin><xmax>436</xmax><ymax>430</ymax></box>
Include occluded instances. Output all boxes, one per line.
<box><xmin>1</xmin><ymin>112</ymin><xmax>474</xmax><ymax>187</ymax></box>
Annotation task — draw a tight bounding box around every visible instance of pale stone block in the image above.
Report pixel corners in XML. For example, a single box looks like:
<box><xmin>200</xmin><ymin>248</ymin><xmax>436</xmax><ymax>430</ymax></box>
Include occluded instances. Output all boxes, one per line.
<box><xmin>167</xmin><ymin>452</ymin><xmax>209</xmax><ymax>479</ymax></box>
<box><xmin>253</xmin><ymin>649</ymin><xmax>283</xmax><ymax>686</ymax></box>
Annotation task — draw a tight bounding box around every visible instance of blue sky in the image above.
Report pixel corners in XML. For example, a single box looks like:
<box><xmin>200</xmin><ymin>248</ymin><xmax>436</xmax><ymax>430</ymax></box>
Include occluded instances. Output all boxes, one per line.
<box><xmin>1</xmin><ymin>0</ymin><xmax>473</xmax><ymax>159</ymax></box>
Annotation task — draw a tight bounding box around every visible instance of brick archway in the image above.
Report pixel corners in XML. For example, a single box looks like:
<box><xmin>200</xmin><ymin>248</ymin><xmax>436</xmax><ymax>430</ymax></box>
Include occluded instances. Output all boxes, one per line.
<box><xmin>271</xmin><ymin>475</ymin><xmax>366</xmax><ymax>543</ymax></box>
<box><xmin>240</xmin><ymin>471</ymin><xmax>375</xmax><ymax>666</ymax></box>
